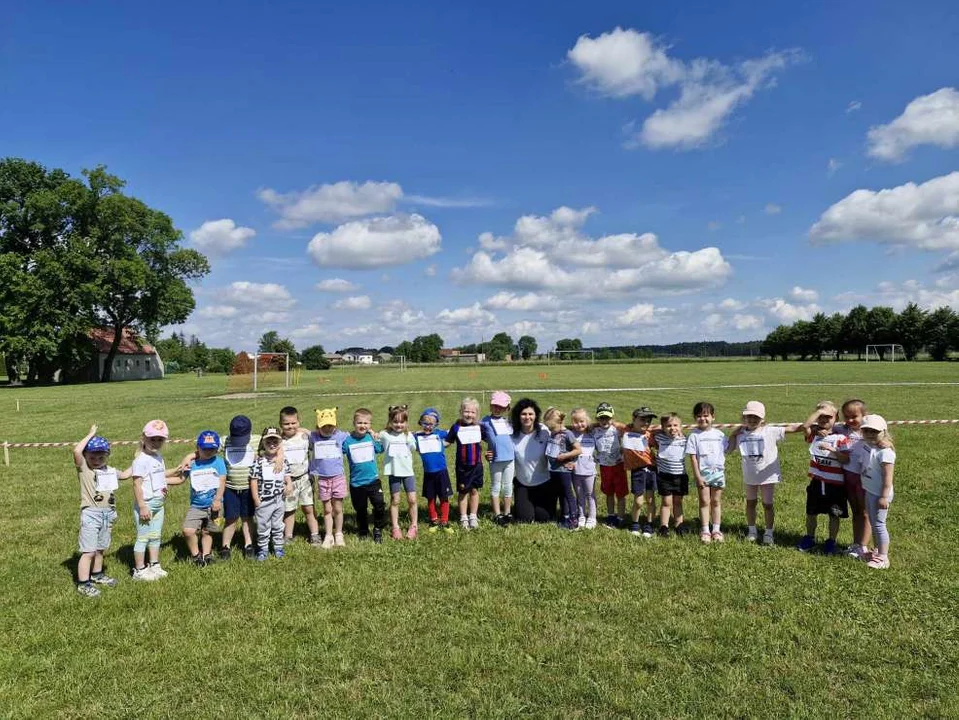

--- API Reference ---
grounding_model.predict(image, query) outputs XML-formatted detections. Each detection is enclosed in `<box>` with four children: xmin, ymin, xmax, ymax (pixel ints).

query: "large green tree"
<box><xmin>300</xmin><ymin>344</ymin><xmax>331</xmax><ymax>370</ymax></box>
<box><xmin>923</xmin><ymin>307</ymin><xmax>955</xmax><ymax>361</ymax></box>
<box><xmin>894</xmin><ymin>302</ymin><xmax>928</xmax><ymax>360</ymax></box>
<box><xmin>517</xmin><ymin>335</ymin><xmax>537</xmax><ymax>360</ymax></box>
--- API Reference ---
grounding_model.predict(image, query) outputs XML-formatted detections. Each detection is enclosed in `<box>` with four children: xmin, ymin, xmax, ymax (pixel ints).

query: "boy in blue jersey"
<box><xmin>181</xmin><ymin>430</ymin><xmax>227</xmax><ymax>566</ymax></box>
<box><xmin>342</xmin><ymin>408</ymin><xmax>386</xmax><ymax>542</ymax></box>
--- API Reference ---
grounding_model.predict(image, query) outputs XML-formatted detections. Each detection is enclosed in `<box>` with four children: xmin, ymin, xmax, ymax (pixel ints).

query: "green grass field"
<box><xmin>2</xmin><ymin>361</ymin><xmax>958</xmax><ymax>718</ymax></box>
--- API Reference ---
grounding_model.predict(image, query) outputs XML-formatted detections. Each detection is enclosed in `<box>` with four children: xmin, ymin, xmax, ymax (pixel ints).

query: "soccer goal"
<box><xmin>253</xmin><ymin>352</ymin><xmax>290</xmax><ymax>390</ymax></box>
<box><xmin>547</xmin><ymin>349</ymin><xmax>595</xmax><ymax>364</ymax></box>
<box><xmin>396</xmin><ymin>355</ymin><xmax>408</xmax><ymax>372</ymax></box>
<box><xmin>865</xmin><ymin>344</ymin><xmax>906</xmax><ymax>362</ymax></box>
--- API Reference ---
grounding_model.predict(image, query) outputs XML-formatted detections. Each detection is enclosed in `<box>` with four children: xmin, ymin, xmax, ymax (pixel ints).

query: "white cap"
<box><xmin>741</xmin><ymin>401</ymin><xmax>766</xmax><ymax>419</ymax></box>
<box><xmin>860</xmin><ymin>414</ymin><xmax>887</xmax><ymax>433</ymax></box>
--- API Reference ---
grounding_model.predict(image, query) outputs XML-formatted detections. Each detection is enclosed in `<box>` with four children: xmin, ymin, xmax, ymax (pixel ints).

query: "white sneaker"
<box><xmin>132</xmin><ymin>566</ymin><xmax>157</xmax><ymax>581</ymax></box>
<box><xmin>577</xmin><ymin>516</ymin><xmax>586</xmax><ymax>529</ymax></box>
<box><xmin>321</xmin><ymin>534</ymin><xmax>335</xmax><ymax>550</ymax></box>
<box><xmin>746</xmin><ymin>528</ymin><xmax>758</xmax><ymax>543</ymax></box>
<box><xmin>468</xmin><ymin>515</ymin><xmax>479</xmax><ymax>530</ymax></box>
<box><xmin>762</xmin><ymin>530</ymin><xmax>775</xmax><ymax>546</ymax></box>
<box><xmin>149</xmin><ymin>564</ymin><xmax>168</xmax><ymax>578</ymax></box>
<box><xmin>846</xmin><ymin>543</ymin><xmax>863</xmax><ymax>559</ymax></box>
<box><xmin>584</xmin><ymin>517</ymin><xmax>597</xmax><ymax>529</ymax></box>
<box><xmin>460</xmin><ymin>518</ymin><xmax>470</xmax><ymax>531</ymax></box>
<box><xmin>867</xmin><ymin>554</ymin><xmax>890</xmax><ymax>569</ymax></box>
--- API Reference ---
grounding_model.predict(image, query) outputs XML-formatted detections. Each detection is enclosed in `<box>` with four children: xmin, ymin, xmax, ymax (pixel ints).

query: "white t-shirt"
<box><xmin>132</xmin><ymin>452</ymin><xmax>167</xmax><ymax>501</ymax></box>
<box><xmin>685</xmin><ymin>428</ymin><xmax>727</xmax><ymax>482</ymax></box>
<box><xmin>858</xmin><ymin>445</ymin><xmax>896</xmax><ymax>499</ymax></box>
<box><xmin>833</xmin><ymin>423</ymin><xmax>863</xmax><ymax>472</ymax></box>
<box><xmin>736</xmin><ymin>426</ymin><xmax>786</xmax><ymax>486</ymax></box>
<box><xmin>512</xmin><ymin>426</ymin><xmax>550</xmax><ymax>487</ymax></box>
<box><xmin>592</xmin><ymin>425</ymin><xmax>622</xmax><ymax>466</ymax></box>
<box><xmin>572</xmin><ymin>431</ymin><xmax>596</xmax><ymax>476</ymax></box>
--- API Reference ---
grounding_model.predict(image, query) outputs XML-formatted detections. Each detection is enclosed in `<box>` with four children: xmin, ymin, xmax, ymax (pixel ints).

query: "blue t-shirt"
<box><xmin>481</xmin><ymin>415</ymin><xmax>515</xmax><ymax>462</ymax></box>
<box><xmin>342</xmin><ymin>432</ymin><xmax>383</xmax><ymax>486</ymax></box>
<box><xmin>414</xmin><ymin>429</ymin><xmax>449</xmax><ymax>473</ymax></box>
<box><xmin>188</xmin><ymin>456</ymin><xmax>227</xmax><ymax>508</ymax></box>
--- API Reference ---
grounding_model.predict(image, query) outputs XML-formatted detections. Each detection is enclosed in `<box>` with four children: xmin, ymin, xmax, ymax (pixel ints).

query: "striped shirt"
<box><xmin>654</xmin><ymin>433</ymin><xmax>687</xmax><ymax>475</ymax></box>
<box><xmin>447</xmin><ymin>422</ymin><xmax>483</xmax><ymax>468</ymax></box>
<box><xmin>807</xmin><ymin>433</ymin><xmax>849</xmax><ymax>485</ymax></box>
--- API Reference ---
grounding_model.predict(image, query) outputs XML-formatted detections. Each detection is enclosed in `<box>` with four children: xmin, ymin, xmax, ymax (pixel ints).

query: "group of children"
<box><xmin>72</xmin><ymin>394</ymin><xmax>897</xmax><ymax>597</ymax></box>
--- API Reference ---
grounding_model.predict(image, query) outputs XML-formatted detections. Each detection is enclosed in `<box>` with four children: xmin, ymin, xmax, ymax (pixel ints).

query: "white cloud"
<box><xmin>761</xmin><ymin>298</ymin><xmax>821</xmax><ymax>323</ymax></box>
<box><xmin>614</xmin><ymin>303</ymin><xmax>657</xmax><ymax>327</ymax></box>
<box><xmin>867</xmin><ymin>87</ymin><xmax>959</xmax><ymax>162</ymax></box>
<box><xmin>404</xmin><ymin>194</ymin><xmax>493</xmax><ymax>208</ymax></box>
<box><xmin>568</xmin><ymin>27</ymin><xmax>800</xmax><ymax>150</ymax></box>
<box><xmin>308</xmin><ymin>213</ymin><xmax>442</xmax><ymax>268</ymax></box>
<box><xmin>258</xmin><ymin>181</ymin><xmax>403</xmax><ymax>229</ymax></box>
<box><xmin>809</xmin><ymin>171</ymin><xmax>959</xmax><ymax>251</ymax></box>
<box><xmin>220</xmin><ymin>281</ymin><xmax>296</xmax><ymax>309</ymax></box>
<box><xmin>333</xmin><ymin>295</ymin><xmax>372</xmax><ymax>311</ymax></box>
<box><xmin>289</xmin><ymin>323</ymin><xmax>326</xmax><ymax>342</ymax></box>
<box><xmin>719</xmin><ymin>297</ymin><xmax>746</xmax><ymax>311</ymax></box>
<box><xmin>581</xmin><ymin>321</ymin><xmax>601</xmax><ymax>335</ymax></box>
<box><xmin>732</xmin><ymin>313</ymin><xmax>763</xmax><ymax>331</ymax></box>
<box><xmin>847</xmin><ymin>100</ymin><xmax>862</xmax><ymax>114</ymax></box>
<box><xmin>452</xmin><ymin>206</ymin><xmax>731</xmax><ymax>294</ymax></box>
<box><xmin>380</xmin><ymin>300</ymin><xmax>427</xmax><ymax>328</ymax></box>
<box><xmin>507</xmin><ymin>320</ymin><xmax>546</xmax><ymax>338</ymax></box>
<box><xmin>189</xmin><ymin>219</ymin><xmax>256</xmax><ymax>254</ymax></box>
<box><xmin>316</xmin><ymin>278</ymin><xmax>359</xmax><ymax>293</ymax></box>
<box><xmin>341</xmin><ymin>324</ymin><xmax>377</xmax><ymax>337</ymax></box>
<box><xmin>828</xmin><ymin>158</ymin><xmax>842</xmax><ymax>175</ymax></box>
<box><xmin>872</xmin><ymin>277</ymin><xmax>959</xmax><ymax>311</ymax></box>
<box><xmin>423</xmin><ymin>264</ymin><xmax>437</xmax><ymax>277</ymax></box>
<box><xmin>435</xmin><ymin>302</ymin><xmax>496</xmax><ymax>327</ymax></box>
<box><xmin>765</xmin><ymin>203</ymin><xmax>782</xmax><ymax>215</ymax></box>
<box><xmin>484</xmin><ymin>291</ymin><xmax>559</xmax><ymax>311</ymax></box>
<box><xmin>789</xmin><ymin>286</ymin><xmax>819</xmax><ymax>302</ymax></box>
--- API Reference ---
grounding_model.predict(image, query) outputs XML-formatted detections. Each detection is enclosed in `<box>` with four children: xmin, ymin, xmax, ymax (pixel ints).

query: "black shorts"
<box><xmin>630</xmin><ymin>467</ymin><xmax>657</xmax><ymax>496</ymax></box>
<box><xmin>423</xmin><ymin>469</ymin><xmax>453</xmax><ymax>500</ymax></box>
<box><xmin>805</xmin><ymin>480</ymin><xmax>849</xmax><ymax>518</ymax></box>
<box><xmin>223</xmin><ymin>487</ymin><xmax>254</xmax><ymax>521</ymax></box>
<box><xmin>455</xmin><ymin>463</ymin><xmax>484</xmax><ymax>493</ymax></box>
<box><xmin>657</xmin><ymin>472</ymin><xmax>689</xmax><ymax>497</ymax></box>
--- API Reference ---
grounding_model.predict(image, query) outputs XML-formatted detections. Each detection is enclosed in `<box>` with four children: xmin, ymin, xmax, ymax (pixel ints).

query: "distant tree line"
<box><xmin>760</xmin><ymin>303</ymin><xmax>959</xmax><ymax>361</ymax></box>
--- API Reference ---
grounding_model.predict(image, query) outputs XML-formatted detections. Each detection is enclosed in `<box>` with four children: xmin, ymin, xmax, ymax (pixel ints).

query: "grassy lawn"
<box><xmin>1</xmin><ymin>361</ymin><xmax>958</xmax><ymax>718</ymax></box>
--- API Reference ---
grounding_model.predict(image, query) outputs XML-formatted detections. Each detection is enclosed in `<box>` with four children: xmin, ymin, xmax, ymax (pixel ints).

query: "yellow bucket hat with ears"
<box><xmin>315</xmin><ymin>407</ymin><xmax>338</xmax><ymax>428</ymax></box>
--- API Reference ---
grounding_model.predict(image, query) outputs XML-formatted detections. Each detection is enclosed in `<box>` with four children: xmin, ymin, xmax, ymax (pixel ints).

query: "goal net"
<box><xmin>865</xmin><ymin>344</ymin><xmax>905</xmax><ymax>362</ymax></box>
<box><xmin>226</xmin><ymin>352</ymin><xmax>290</xmax><ymax>392</ymax></box>
<box><xmin>547</xmin><ymin>349</ymin><xmax>595</xmax><ymax>364</ymax></box>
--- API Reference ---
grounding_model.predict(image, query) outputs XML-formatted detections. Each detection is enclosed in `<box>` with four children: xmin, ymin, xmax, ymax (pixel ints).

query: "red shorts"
<box><xmin>844</xmin><ymin>470</ymin><xmax>863</xmax><ymax>499</ymax></box>
<box><xmin>599</xmin><ymin>464</ymin><xmax>628</xmax><ymax>498</ymax></box>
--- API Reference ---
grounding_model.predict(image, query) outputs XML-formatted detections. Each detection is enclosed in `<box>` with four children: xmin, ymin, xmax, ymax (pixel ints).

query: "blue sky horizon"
<box><xmin>4</xmin><ymin>1</ymin><xmax>959</xmax><ymax>352</ymax></box>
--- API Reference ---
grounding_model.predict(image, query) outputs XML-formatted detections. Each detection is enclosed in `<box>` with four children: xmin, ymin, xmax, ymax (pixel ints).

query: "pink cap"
<box><xmin>741</xmin><ymin>401</ymin><xmax>766</xmax><ymax>419</ymax></box>
<box><xmin>490</xmin><ymin>391</ymin><xmax>511</xmax><ymax>408</ymax></box>
<box><xmin>143</xmin><ymin>419</ymin><xmax>169</xmax><ymax>438</ymax></box>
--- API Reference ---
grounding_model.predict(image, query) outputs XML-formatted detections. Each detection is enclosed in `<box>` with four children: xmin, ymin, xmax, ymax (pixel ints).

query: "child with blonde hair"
<box><xmin>380</xmin><ymin>405</ymin><xmax>419</xmax><ymax>540</ymax></box>
<box><xmin>73</xmin><ymin>425</ymin><xmax>131</xmax><ymax>596</ymax></box>
<box><xmin>856</xmin><ymin>415</ymin><xmax>896</xmax><ymax>569</ymax></box>
<box><xmin>447</xmin><ymin>397</ymin><xmax>484</xmax><ymax>530</ymax></box>
<box><xmin>543</xmin><ymin>407</ymin><xmax>581</xmax><ymax>530</ymax></box>
<box><xmin>343</xmin><ymin>408</ymin><xmax>387</xmax><ymax>542</ymax></box>
<box><xmin>131</xmin><ymin>420</ymin><xmax>185</xmax><ymax>580</ymax></box>
<box><xmin>834</xmin><ymin>399</ymin><xmax>871</xmax><ymax>559</ymax></box>
<box><xmin>728</xmin><ymin>401</ymin><xmax>804</xmax><ymax>545</ymax></box>
<box><xmin>482</xmin><ymin>391</ymin><xmax>515</xmax><ymax>525</ymax></box>
<box><xmin>310</xmin><ymin>407</ymin><xmax>350</xmax><ymax>548</ymax></box>
<box><xmin>653</xmin><ymin>412</ymin><xmax>689</xmax><ymax>536</ymax></box>
<box><xmin>279</xmin><ymin>406</ymin><xmax>320</xmax><ymax>546</ymax></box>
<box><xmin>797</xmin><ymin>401</ymin><xmax>852</xmax><ymax>554</ymax></box>
<box><xmin>569</xmin><ymin>408</ymin><xmax>597</xmax><ymax>529</ymax></box>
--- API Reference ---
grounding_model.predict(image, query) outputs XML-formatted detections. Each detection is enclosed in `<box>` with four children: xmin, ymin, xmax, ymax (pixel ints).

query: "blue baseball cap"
<box><xmin>229</xmin><ymin>415</ymin><xmax>252</xmax><ymax>446</ymax></box>
<box><xmin>197</xmin><ymin>430</ymin><xmax>221</xmax><ymax>450</ymax></box>
<box><xmin>420</xmin><ymin>407</ymin><xmax>440</xmax><ymax>424</ymax></box>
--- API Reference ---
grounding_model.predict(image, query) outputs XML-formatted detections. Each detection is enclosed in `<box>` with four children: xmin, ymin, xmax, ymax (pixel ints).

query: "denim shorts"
<box><xmin>630</xmin><ymin>467</ymin><xmax>657</xmax><ymax>496</ymax></box>
<box><xmin>79</xmin><ymin>507</ymin><xmax>117</xmax><ymax>553</ymax></box>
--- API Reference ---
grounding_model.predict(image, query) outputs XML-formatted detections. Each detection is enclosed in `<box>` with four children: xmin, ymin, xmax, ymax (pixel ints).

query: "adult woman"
<box><xmin>510</xmin><ymin>398</ymin><xmax>557</xmax><ymax>523</ymax></box>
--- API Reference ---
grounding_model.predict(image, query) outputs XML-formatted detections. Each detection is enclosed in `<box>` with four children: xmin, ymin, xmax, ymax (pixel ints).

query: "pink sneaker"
<box><xmin>391</xmin><ymin>526</ymin><xmax>403</xmax><ymax>541</ymax></box>
<box><xmin>711</xmin><ymin>531</ymin><xmax>725</xmax><ymax>543</ymax></box>
<box><xmin>867</xmin><ymin>554</ymin><xmax>889</xmax><ymax>569</ymax></box>
<box><xmin>406</xmin><ymin>524</ymin><xmax>418</xmax><ymax>540</ymax></box>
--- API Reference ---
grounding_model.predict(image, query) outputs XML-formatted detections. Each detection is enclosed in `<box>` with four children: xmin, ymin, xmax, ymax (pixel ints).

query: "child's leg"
<box><xmin>606</xmin><ymin>492</ymin><xmax>616</xmax><ymax>517</ymax></box>
<box><xmin>860</xmin><ymin>492</ymin><xmax>873</xmax><ymax>549</ymax></box>
<box><xmin>271</xmin><ymin>499</ymin><xmax>286</xmax><ymax>551</ymax></box>
<box><xmin>147</xmin><ymin>506</ymin><xmax>164</xmax><ymax>565</ymax></box>
<box><xmin>427</xmin><ymin>496</ymin><xmax>439</xmax><ymax>522</ymax></box>
<box><xmin>440</xmin><ymin>496</ymin><xmax>451</xmax><ymax>524</ymax></box>
<box><xmin>78</xmin><ymin>552</ymin><xmax>95</xmax><ymax>583</ymax></box>
<box><xmin>240</xmin><ymin>517</ymin><xmax>254</xmax><ymax>547</ymax></box>
<box><xmin>502</xmin><ymin>461</ymin><xmax>515</xmax><ymax>515</ymax></box>
<box><xmin>458</xmin><ymin>492</ymin><xmax>469</xmax><ymax>522</ymax></box>
<box><xmin>587</xmin><ymin>478</ymin><xmax>596</xmax><ymax>521</ymax></box>
<box><xmin>390</xmin><ymin>490</ymin><xmax>401</xmax><ymax>530</ymax></box>
<box><xmin>283</xmin><ymin>510</ymin><xmax>296</xmax><ymax>541</ymax></box>
<box><xmin>698</xmin><ymin>485</ymin><xmax>710</xmax><ymax>531</ymax></box>
<box><xmin>744</xmin><ymin>484</ymin><xmax>759</xmax><ymax>528</ymax></box>
<box><xmin>222</xmin><ymin>519</ymin><xmax>237</xmax><ymax>550</ymax></box>
<box><xmin>133</xmin><ymin>507</ymin><xmax>150</xmax><ymax>569</ymax></box>
<box><xmin>323</xmin><ymin>499</ymin><xmax>334</xmax><ymax>536</ymax></box>
<box><xmin>302</xmin><ymin>504</ymin><xmax>319</xmax><ymax>537</ymax></box>
<box><xmin>407</xmin><ymin>491</ymin><xmax>419</xmax><ymax>527</ymax></box>
<box><xmin>184</xmin><ymin>527</ymin><xmax>200</xmax><ymax>557</ymax></box>
<box><xmin>828</xmin><ymin>514</ymin><xmax>840</xmax><ymax>542</ymax></box>
<box><xmin>645</xmin><ymin>490</ymin><xmax>656</xmax><ymax>524</ymax></box>
<box><xmin>350</xmin><ymin>486</ymin><xmax>370</xmax><ymax>535</ymax></box>
<box><xmin>631</xmin><ymin>493</ymin><xmax>643</xmax><ymax>523</ymax></box>
<box><xmin>333</xmin><ymin>499</ymin><xmax>344</xmax><ymax>534</ymax></box>
<box><xmin>866</xmin><ymin>493</ymin><xmax>890</xmax><ymax>557</ymax></box>
<box><xmin>659</xmin><ymin>494</ymin><xmax>673</xmax><ymax>527</ymax></box>
<box><xmin>710</xmin><ymin>488</ymin><xmax>723</xmax><ymax>531</ymax></box>
<box><xmin>573</xmin><ymin>475</ymin><xmax>587</xmax><ymax>519</ymax></box>
<box><xmin>200</xmin><ymin>529</ymin><xmax>213</xmax><ymax>557</ymax></box>
<box><xmin>490</xmin><ymin>462</ymin><xmax>503</xmax><ymax>516</ymax></box>
<box><xmin>370</xmin><ymin>485</ymin><xmax>387</xmax><ymax>530</ymax></box>
<box><xmin>254</xmin><ymin>500</ymin><xmax>272</xmax><ymax>553</ymax></box>
<box><xmin>805</xmin><ymin>515</ymin><xmax>818</xmax><ymax>538</ymax></box>
<box><xmin>761</xmin><ymin>485</ymin><xmax>776</xmax><ymax>530</ymax></box>
<box><xmin>673</xmin><ymin>493</ymin><xmax>685</xmax><ymax>527</ymax></box>
<box><xmin>468</xmin><ymin>488</ymin><xmax>480</xmax><ymax>516</ymax></box>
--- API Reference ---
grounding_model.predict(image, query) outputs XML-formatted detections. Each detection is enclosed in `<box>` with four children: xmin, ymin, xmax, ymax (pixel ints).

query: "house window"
<box><xmin>146</xmin><ymin>360</ymin><xmax>151</xmax><ymax>371</ymax></box>
<box><xmin>126</xmin><ymin>359</ymin><xmax>131</xmax><ymax>369</ymax></box>
<box><xmin>136</xmin><ymin>359</ymin><xmax>141</xmax><ymax>367</ymax></box>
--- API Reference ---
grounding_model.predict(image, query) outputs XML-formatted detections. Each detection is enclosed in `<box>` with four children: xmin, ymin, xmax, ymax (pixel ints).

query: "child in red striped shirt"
<box><xmin>446</xmin><ymin>397</ymin><xmax>484</xmax><ymax>530</ymax></box>
<box><xmin>797</xmin><ymin>401</ymin><xmax>851</xmax><ymax>554</ymax></box>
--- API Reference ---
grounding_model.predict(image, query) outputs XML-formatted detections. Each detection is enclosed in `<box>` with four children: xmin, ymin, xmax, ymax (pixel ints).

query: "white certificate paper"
<box><xmin>388</xmin><ymin>442</ymin><xmax>411</xmax><ymax>458</ymax></box>
<box><xmin>492</xmin><ymin>418</ymin><xmax>512</xmax><ymax>435</ymax></box>
<box><xmin>456</xmin><ymin>425</ymin><xmax>481</xmax><ymax>445</ymax></box>
<box><xmin>94</xmin><ymin>469</ymin><xmax>119</xmax><ymax>492</ymax></box>
<box><xmin>622</xmin><ymin>433</ymin><xmax>648</xmax><ymax>452</ymax></box>
<box><xmin>418</xmin><ymin>435</ymin><xmax>442</xmax><ymax>454</ymax></box>
<box><xmin>348</xmin><ymin>442</ymin><xmax>374</xmax><ymax>464</ymax></box>
<box><xmin>190</xmin><ymin>467</ymin><xmax>220</xmax><ymax>492</ymax></box>
<box><xmin>314</xmin><ymin>441</ymin><xmax>341</xmax><ymax>459</ymax></box>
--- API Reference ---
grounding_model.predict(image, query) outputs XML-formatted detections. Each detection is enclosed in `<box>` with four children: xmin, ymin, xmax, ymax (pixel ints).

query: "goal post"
<box><xmin>547</xmin><ymin>349</ymin><xmax>595</xmax><ymax>364</ymax></box>
<box><xmin>865</xmin><ymin>344</ymin><xmax>905</xmax><ymax>362</ymax></box>
<box><xmin>396</xmin><ymin>355</ymin><xmax>407</xmax><ymax>372</ymax></box>
<box><xmin>253</xmin><ymin>352</ymin><xmax>290</xmax><ymax>390</ymax></box>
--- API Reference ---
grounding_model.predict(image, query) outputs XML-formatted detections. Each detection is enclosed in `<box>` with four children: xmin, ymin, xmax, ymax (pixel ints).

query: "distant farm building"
<box><xmin>89</xmin><ymin>328</ymin><xmax>165</xmax><ymax>381</ymax></box>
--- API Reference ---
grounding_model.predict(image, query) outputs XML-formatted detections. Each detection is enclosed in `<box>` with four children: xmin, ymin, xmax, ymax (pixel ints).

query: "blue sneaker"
<box><xmin>796</xmin><ymin>535</ymin><xmax>815</xmax><ymax>552</ymax></box>
<box><xmin>822</xmin><ymin>538</ymin><xmax>838</xmax><ymax>555</ymax></box>
<box><xmin>255</xmin><ymin>551</ymin><xmax>268</xmax><ymax>562</ymax></box>
<box><xmin>629</xmin><ymin>522</ymin><xmax>641</xmax><ymax>536</ymax></box>
<box><xmin>274</xmin><ymin>548</ymin><xmax>286</xmax><ymax>559</ymax></box>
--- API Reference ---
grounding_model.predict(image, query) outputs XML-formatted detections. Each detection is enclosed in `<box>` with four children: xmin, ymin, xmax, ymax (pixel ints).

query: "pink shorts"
<box><xmin>315</xmin><ymin>474</ymin><xmax>347</xmax><ymax>502</ymax></box>
<box><xmin>844</xmin><ymin>470</ymin><xmax>864</xmax><ymax>498</ymax></box>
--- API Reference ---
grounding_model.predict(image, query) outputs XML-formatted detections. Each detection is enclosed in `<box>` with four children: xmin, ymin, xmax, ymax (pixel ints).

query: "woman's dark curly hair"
<box><xmin>511</xmin><ymin>397</ymin><xmax>541</xmax><ymax>437</ymax></box>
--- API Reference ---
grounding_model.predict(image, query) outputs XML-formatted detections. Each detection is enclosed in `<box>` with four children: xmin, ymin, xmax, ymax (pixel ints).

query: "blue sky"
<box><xmin>4</xmin><ymin>1</ymin><xmax>959</xmax><ymax>351</ymax></box>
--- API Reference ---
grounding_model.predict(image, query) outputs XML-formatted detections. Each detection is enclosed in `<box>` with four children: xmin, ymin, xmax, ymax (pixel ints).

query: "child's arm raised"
<box><xmin>73</xmin><ymin>425</ymin><xmax>98</xmax><ymax>468</ymax></box>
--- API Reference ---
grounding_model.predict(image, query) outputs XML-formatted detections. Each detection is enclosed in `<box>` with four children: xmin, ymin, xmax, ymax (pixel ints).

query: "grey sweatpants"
<box><xmin>255</xmin><ymin>495</ymin><xmax>285</xmax><ymax>554</ymax></box>
<box><xmin>866</xmin><ymin>491</ymin><xmax>891</xmax><ymax>549</ymax></box>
